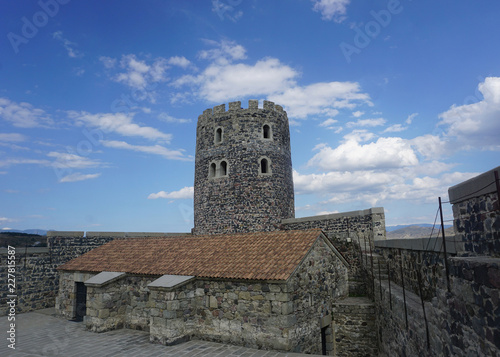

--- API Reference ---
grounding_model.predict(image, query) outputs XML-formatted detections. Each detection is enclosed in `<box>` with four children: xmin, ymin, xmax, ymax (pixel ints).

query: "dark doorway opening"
<box><xmin>75</xmin><ymin>282</ymin><xmax>87</xmax><ymax>322</ymax></box>
<box><xmin>321</xmin><ymin>326</ymin><xmax>328</xmax><ymax>355</ymax></box>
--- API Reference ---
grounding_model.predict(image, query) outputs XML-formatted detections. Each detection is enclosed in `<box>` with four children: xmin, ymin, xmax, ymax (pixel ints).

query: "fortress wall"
<box><xmin>373</xmin><ymin>166</ymin><xmax>500</xmax><ymax>356</ymax></box>
<box><xmin>1</xmin><ymin>231</ymin><xmax>188</xmax><ymax>315</ymax></box>
<box><xmin>282</xmin><ymin>207</ymin><xmax>385</xmax><ymax>296</ymax></box>
<box><xmin>449</xmin><ymin>166</ymin><xmax>500</xmax><ymax>257</ymax></box>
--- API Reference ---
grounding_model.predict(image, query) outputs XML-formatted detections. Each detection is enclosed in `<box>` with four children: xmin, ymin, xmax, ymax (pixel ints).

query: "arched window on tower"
<box><xmin>209</xmin><ymin>162</ymin><xmax>216</xmax><ymax>178</ymax></box>
<box><xmin>262</xmin><ymin>124</ymin><xmax>271</xmax><ymax>139</ymax></box>
<box><xmin>215</xmin><ymin>127</ymin><xmax>223</xmax><ymax>144</ymax></box>
<box><xmin>220</xmin><ymin>161</ymin><xmax>228</xmax><ymax>176</ymax></box>
<box><xmin>260</xmin><ymin>158</ymin><xmax>269</xmax><ymax>174</ymax></box>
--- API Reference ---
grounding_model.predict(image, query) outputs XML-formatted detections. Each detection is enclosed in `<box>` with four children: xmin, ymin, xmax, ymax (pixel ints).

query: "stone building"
<box><xmin>57</xmin><ymin>229</ymin><xmax>349</xmax><ymax>354</ymax></box>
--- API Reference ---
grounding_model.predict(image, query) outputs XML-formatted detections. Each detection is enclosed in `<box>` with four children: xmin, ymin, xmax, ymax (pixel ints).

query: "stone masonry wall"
<box><xmin>77</xmin><ymin>236</ymin><xmax>348</xmax><ymax>353</ymax></box>
<box><xmin>374</xmin><ymin>255</ymin><xmax>500</xmax><ymax>356</ymax></box>
<box><xmin>193</xmin><ymin>100</ymin><xmax>295</xmax><ymax>235</ymax></box>
<box><xmin>2</xmin><ymin>231</ymin><xmax>183</xmax><ymax>316</ymax></box>
<box><xmin>332</xmin><ymin>297</ymin><xmax>377</xmax><ymax>357</ymax></box>
<box><xmin>85</xmin><ymin>275</ymin><xmax>155</xmax><ymax>332</ymax></box>
<box><xmin>282</xmin><ymin>207</ymin><xmax>385</xmax><ymax>296</ymax></box>
<box><xmin>449</xmin><ymin>166</ymin><xmax>500</xmax><ymax>257</ymax></box>
<box><xmin>0</xmin><ymin>231</ymin><xmax>113</xmax><ymax>316</ymax></box>
<box><xmin>374</xmin><ymin>167</ymin><xmax>500</xmax><ymax>356</ymax></box>
<box><xmin>150</xmin><ymin>236</ymin><xmax>348</xmax><ymax>353</ymax></box>
<box><xmin>285</xmin><ymin>237</ymin><xmax>349</xmax><ymax>354</ymax></box>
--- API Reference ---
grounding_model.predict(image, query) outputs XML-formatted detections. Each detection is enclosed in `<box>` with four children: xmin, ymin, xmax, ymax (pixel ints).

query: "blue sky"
<box><xmin>0</xmin><ymin>0</ymin><xmax>499</xmax><ymax>233</ymax></box>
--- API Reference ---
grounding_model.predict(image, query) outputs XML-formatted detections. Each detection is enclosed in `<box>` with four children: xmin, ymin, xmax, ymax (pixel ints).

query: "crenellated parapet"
<box><xmin>197</xmin><ymin>100</ymin><xmax>287</xmax><ymax>126</ymax></box>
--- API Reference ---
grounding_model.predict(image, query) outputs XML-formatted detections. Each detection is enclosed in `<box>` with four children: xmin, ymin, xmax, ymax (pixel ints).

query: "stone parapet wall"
<box><xmin>2</xmin><ymin>231</ymin><xmax>185</xmax><ymax>316</ymax></box>
<box><xmin>374</xmin><ymin>255</ymin><xmax>500</xmax><ymax>356</ymax></box>
<box><xmin>448</xmin><ymin>166</ymin><xmax>500</xmax><ymax>257</ymax></box>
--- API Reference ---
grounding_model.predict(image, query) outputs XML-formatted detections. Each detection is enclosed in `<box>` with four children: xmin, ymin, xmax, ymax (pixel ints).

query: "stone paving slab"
<box><xmin>0</xmin><ymin>309</ymin><xmax>323</xmax><ymax>357</ymax></box>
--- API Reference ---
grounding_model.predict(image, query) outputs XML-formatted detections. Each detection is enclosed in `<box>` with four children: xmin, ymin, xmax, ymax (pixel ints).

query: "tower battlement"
<box><xmin>198</xmin><ymin>100</ymin><xmax>286</xmax><ymax>125</ymax></box>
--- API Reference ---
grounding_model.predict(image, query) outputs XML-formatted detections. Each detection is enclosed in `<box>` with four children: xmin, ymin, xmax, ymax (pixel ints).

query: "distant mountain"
<box><xmin>1</xmin><ymin>228</ymin><xmax>48</xmax><ymax>235</ymax></box>
<box><xmin>0</xmin><ymin>231</ymin><xmax>47</xmax><ymax>248</ymax></box>
<box><xmin>386</xmin><ymin>225</ymin><xmax>455</xmax><ymax>239</ymax></box>
<box><xmin>386</xmin><ymin>223</ymin><xmax>452</xmax><ymax>232</ymax></box>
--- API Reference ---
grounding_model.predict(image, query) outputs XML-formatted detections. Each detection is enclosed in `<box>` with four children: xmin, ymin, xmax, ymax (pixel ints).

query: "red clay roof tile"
<box><xmin>57</xmin><ymin>229</ymin><xmax>323</xmax><ymax>281</ymax></box>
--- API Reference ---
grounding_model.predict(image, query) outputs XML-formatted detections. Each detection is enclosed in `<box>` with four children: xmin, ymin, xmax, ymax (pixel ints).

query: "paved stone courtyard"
<box><xmin>0</xmin><ymin>309</ymin><xmax>323</xmax><ymax>357</ymax></box>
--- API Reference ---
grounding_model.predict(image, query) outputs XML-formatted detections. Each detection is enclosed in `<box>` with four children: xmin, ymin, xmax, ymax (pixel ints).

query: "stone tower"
<box><xmin>193</xmin><ymin>100</ymin><xmax>295</xmax><ymax>235</ymax></box>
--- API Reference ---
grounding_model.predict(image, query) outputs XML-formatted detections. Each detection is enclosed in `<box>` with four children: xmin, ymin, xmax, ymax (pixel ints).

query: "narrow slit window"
<box><xmin>209</xmin><ymin>163</ymin><xmax>216</xmax><ymax>178</ymax></box>
<box><xmin>215</xmin><ymin>128</ymin><xmax>223</xmax><ymax>143</ymax></box>
<box><xmin>220</xmin><ymin>161</ymin><xmax>228</xmax><ymax>176</ymax></box>
<box><xmin>263</xmin><ymin>125</ymin><xmax>271</xmax><ymax>139</ymax></box>
<box><xmin>260</xmin><ymin>158</ymin><xmax>268</xmax><ymax>174</ymax></box>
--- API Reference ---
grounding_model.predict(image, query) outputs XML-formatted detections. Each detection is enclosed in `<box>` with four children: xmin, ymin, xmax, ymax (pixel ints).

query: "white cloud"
<box><xmin>114</xmin><ymin>54</ymin><xmax>169</xmax><ymax>90</ymax></box>
<box><xmin>319</xmin><ymin>118</ymin><xmax>338</xmax><ymax>127</ymax></box>
<box><xmin>158</xmin><ymin>113</ymin><xmax>191</xmax><ymax>124</ymax></box>
<box><xmin>53</xmin><ymin>31</ymin><xmax>83</xmax><ymax>58</ymax></box>
<box><xmin>352</xmin><ymin>111</ymin><xmax>364</xmax><ymax>117</ymax></box>
<box><xmin>406</xmin><ymin>112</ymin><xmax>418</xmax><ymax>125</ymax></box>
<box><xmin>198</xmin><ymin>39</ymin><xmax>247</xmax><ymax>63</ymax></box>
<box><xmin>0</xmin><ymin>158</ymin><xmax>51</xmax><ymax>168</ymax></box>
<box><xmin>308</xmin><ymin>134</ymin><xmax>418</xmax><ymax>171</ymax></box>
<box><xmin>0</xmin><ymin>98</ymin><xmax>53</xmax><ymax>128</ymax></box>
<box><xmin>69</xmin><ymin>111</ymin><xmax>172</xmax><ymax>142</ymax></box>
<box><xmin>148</xmin><ymin>186</ymin><xmax>194</xmax><ymax>199</ymax></box>
<box><xmin>269</xmin><ymin>81</ymin><xmax>372</xmax><ymax>119</ymax></box>
<box><xmin>177</xmin><ymin>57</ymin><xmax>297</xmax><ymax>103</ymax></box>
<box><xmin>48</xmin><ymin>152</ymin><xmax>103</xmax><ymax>169</ymax></box>
<box><xmin>59</xmin><ymin>172</ymin><xmax>101</xmax><ymax>183</ymax></box>
<box><xmin>346</xmin><ymin>118</ymin><xmax>386</xmax><ymax>128</ymax></box>
<box><xmin>384</xmin><ymin>113</ymin><xmax>418</xmax><ymax>133</ymax></box>
<box><xmin>99</xmin><ymin>56</ymin><xmax>117</xmax><ymax>68</ymax></box>
<box><xmin>212</xmin><ymin>0</ymin><xmax>243</xmax><ymax>22</ymax></box>
<box><xmin>410</xmin><ymin>134</ymin><xmax>449</xmax><ymax>159</ymax></box>
<box><xmin>101</xmin><ymin>140</ymin><xmax>193</xmax><ymax>161</ymax></box>
<box><xmin>0</xmin><ymin>217</ymin><xmax>15</xmax><ymax>223</ymax></box>
<box><xmin>311</xmin><ymin>0</ymin><xmax>350</xmax><ymax>22</ymax></box>
<box><xmin>168</xmin><ymin>56</ymin><xmax>191</xmax><ymax>68</ymax></box>
<box><xmin>0</xmin><ymin>133</ymin><xmax>27</xmax><ymax>142</ymax></box>
<box><xmin>439</xmin><ymin>77</ymin><xmax>500</xmax><ymax>150</ymax></box>
<box><xmin>173</xmin><ymin>41</ymin><xmax>371</xmax><ymax>118</ymax></box>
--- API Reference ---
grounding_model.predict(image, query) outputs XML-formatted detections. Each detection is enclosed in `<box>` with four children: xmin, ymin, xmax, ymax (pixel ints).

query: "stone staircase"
<box><xmin>331</xmin><ymin>236</ymin><xmax>387</xmax><ymax>356</ymax></box>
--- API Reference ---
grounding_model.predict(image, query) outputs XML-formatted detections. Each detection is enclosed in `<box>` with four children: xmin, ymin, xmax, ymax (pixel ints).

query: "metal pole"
<box><xmin>495</xmin><ymin>170</ymin><xmax>500</xmax><ymax>201</ymax></box>
<box><xmin>399</xmin><ymin>249</ymin><xmax>408</xmax><ymax>330</ymax></box>
<box><xmin>369</xmin><ymin>241</ymin><xmax>375</xmax><ymax>298</ymax></box>
<box><xmin>416</xmin><ymin>266</ymin><xmax>431</xmax><ymax>350</ymax></box>
<box><xmin>439</xmin><ymin>197</ymin><xmax>451</xmax><ymax>292</ymax></box>
<box><xmin>378</xmin><ymin>256</ymin><xmax>383</xmax><ymax>301</ymax></box>
<box><xmin>387</xmin><ymin>261</ymin><xmax>392</xmax><ymax>310</ymax></box>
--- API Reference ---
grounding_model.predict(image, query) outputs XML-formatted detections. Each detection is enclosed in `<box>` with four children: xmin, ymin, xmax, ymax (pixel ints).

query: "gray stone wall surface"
<box><xmin>2</xmin><ymin>232</ymin><xmax>175</xmax><ymax>316</ymax></box>
<box><xmin>332</xmin><ymin>297</ymin><xmax>377</xmax><ymax>357</ymax></box>
<box><xmin>85</xmin><ymin>275</ymin><xmax>155</xmax><ymax>332</ymax></box>
<box><xmin>286</xmin><ymin>237</ymin><xmax>349</xmax><ymax>354</ymax></box>
<box><xmin>282</xmin><ymin>208</ymin><xmax>385</xmax><ymax>296</ymax></box>
<box><xmin>374</xmin><ymin>256</ymin><xmax>500</xmax><ymax>357</ymax></box>
<box><xmin>193</xmin><ymin>100</ymin><xmax>295</xmax><ymax>235</ymax></box>
<box><xmin>0</xmin><ymin>234</ymin><xmax>113</xmax><ymax>316</ymax></box>
<box><xmin>449</xmin><ymin>171</ymin><xmax>500</xmax><ymax>257</ymax></box>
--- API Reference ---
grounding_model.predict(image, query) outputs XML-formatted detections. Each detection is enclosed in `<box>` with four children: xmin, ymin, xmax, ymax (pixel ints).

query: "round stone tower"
<box><xmin>193</xmin><ymin>100</ymin><xmax>295</xmax><ymax>235</ymax></box>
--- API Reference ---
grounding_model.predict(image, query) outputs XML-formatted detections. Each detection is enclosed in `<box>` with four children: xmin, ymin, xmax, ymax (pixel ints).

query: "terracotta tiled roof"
<box><xmin>57</xmin><ymin>229</ymin><xmax>324</xmax><ymax>281</ymax></box>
